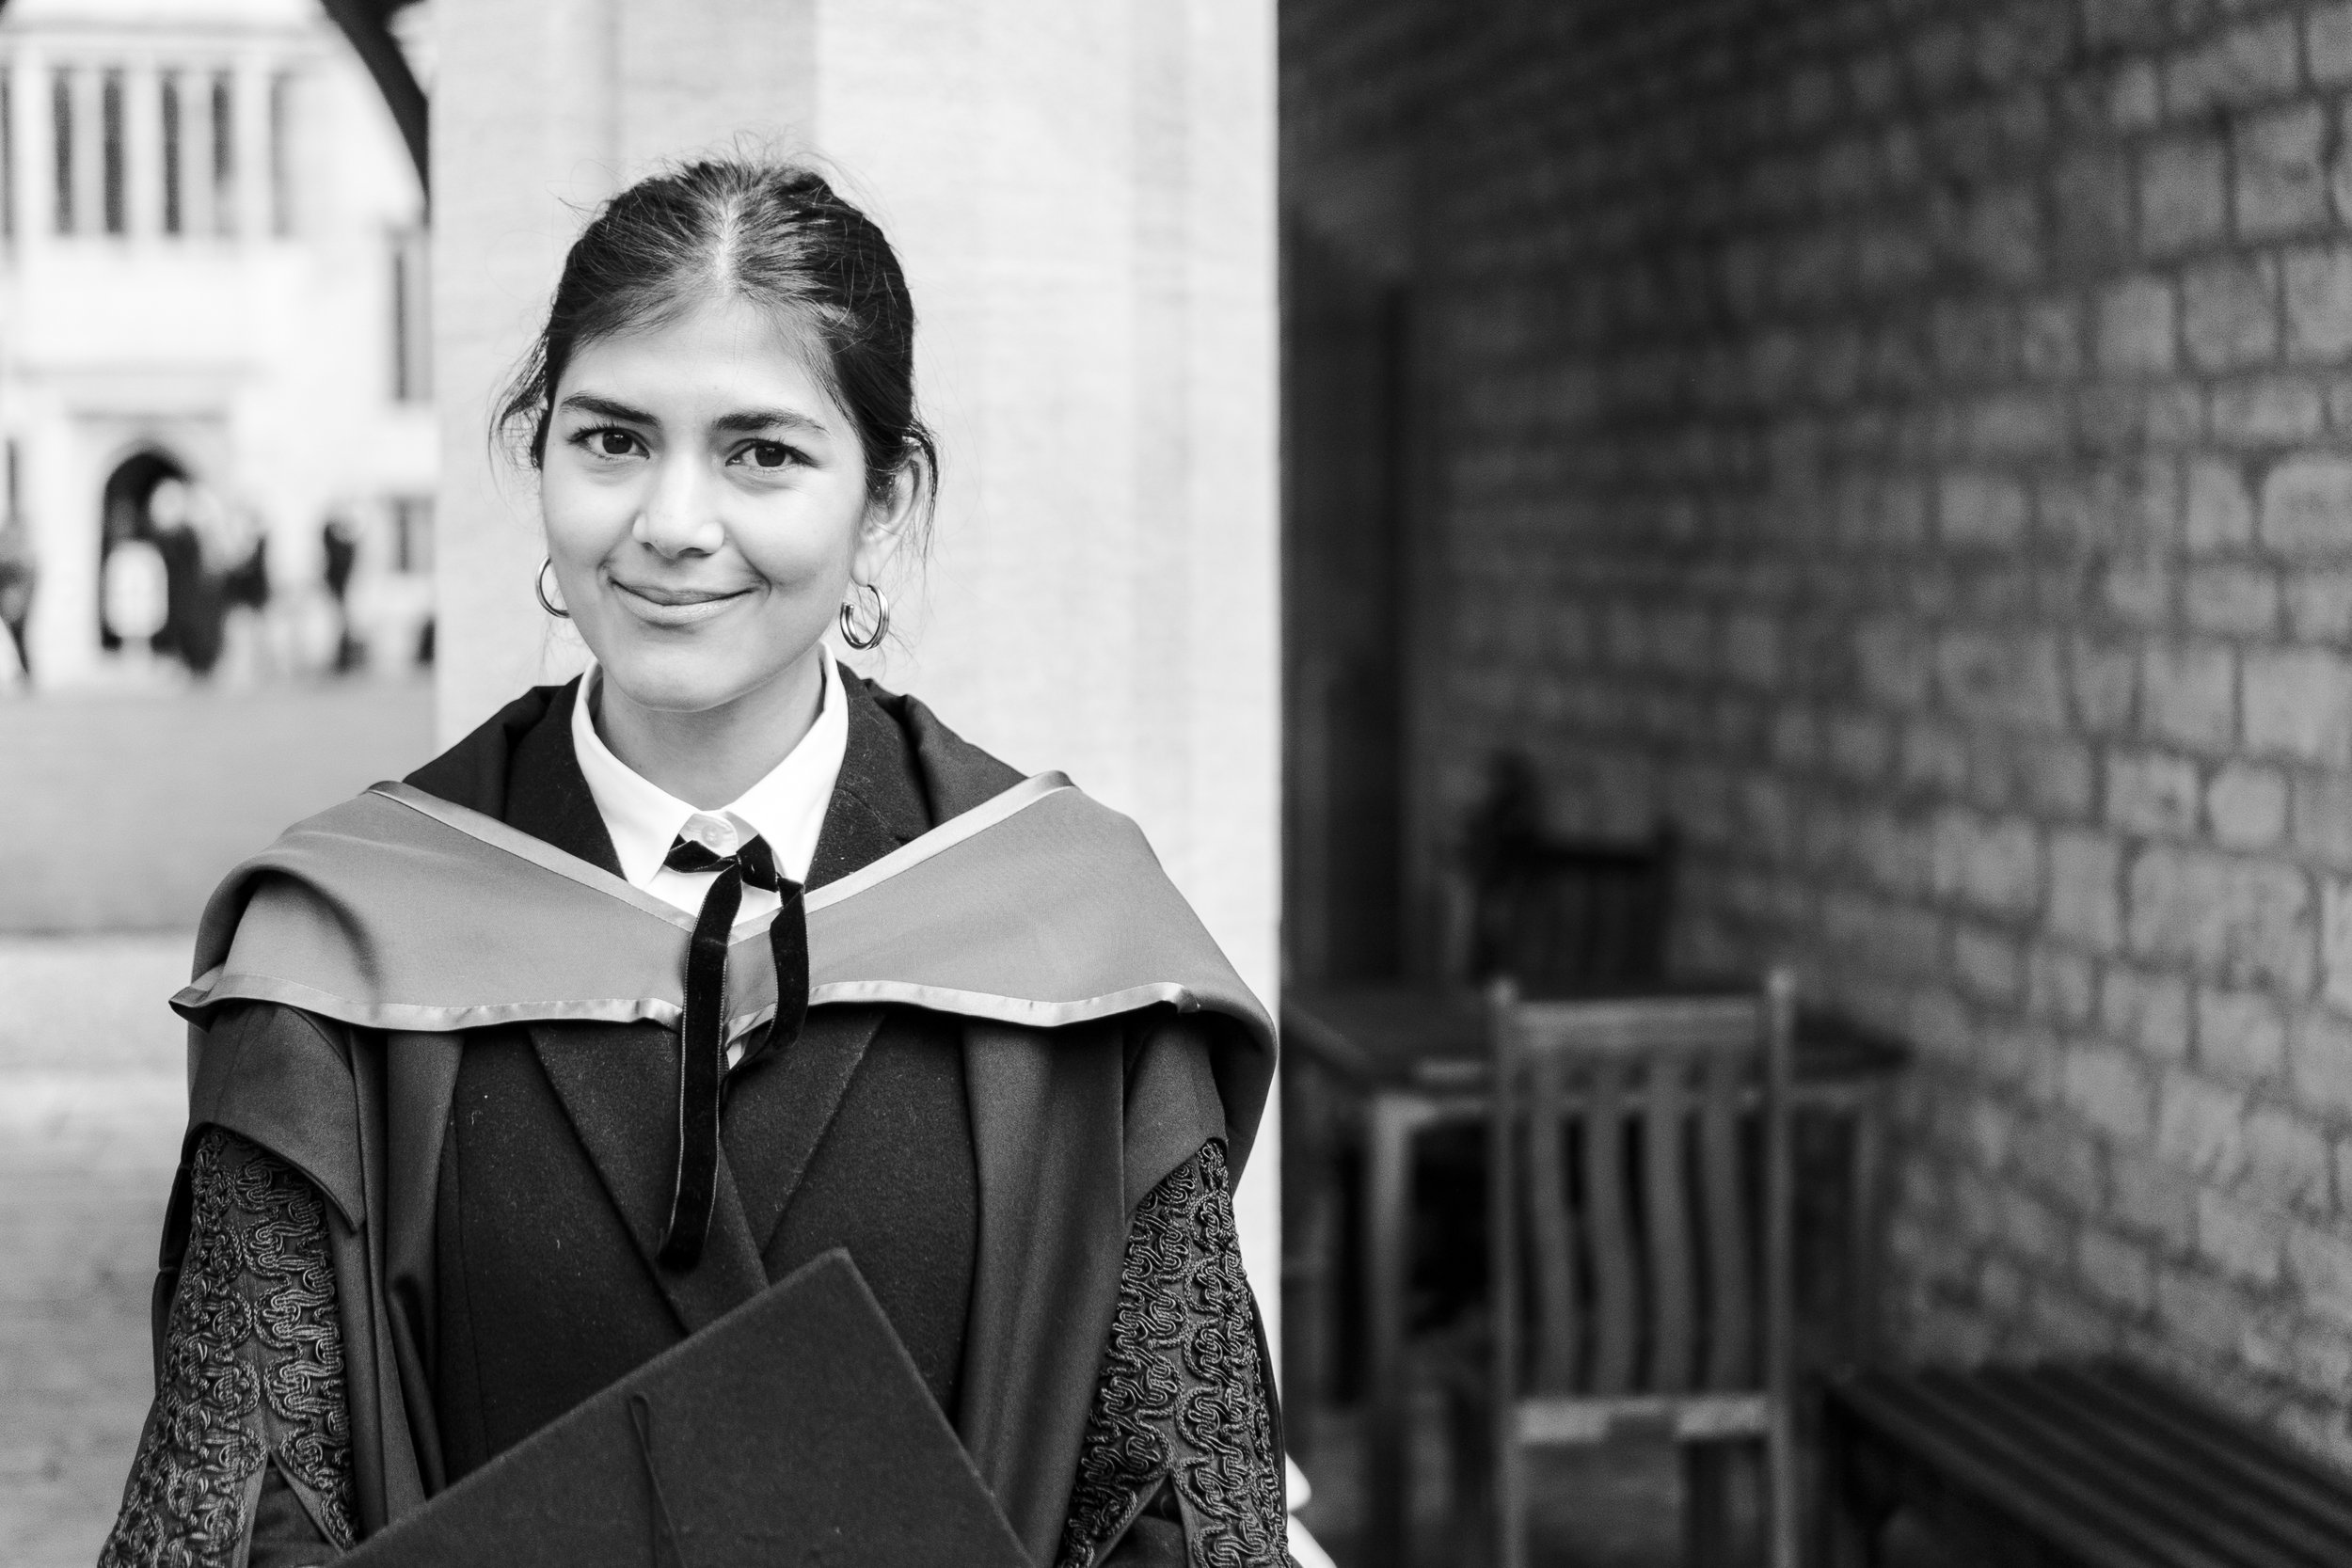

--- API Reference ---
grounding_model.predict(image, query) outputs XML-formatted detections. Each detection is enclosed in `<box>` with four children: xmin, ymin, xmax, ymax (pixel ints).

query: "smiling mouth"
<box><xmin>609</xmin><ymin>578</ymin><xmax>756</xmax><ymax>626</ymax></box>
<box><xmin>612</xmin><ymin>581</ymin><xmax>752</xmax><ymax>608</ymax></box>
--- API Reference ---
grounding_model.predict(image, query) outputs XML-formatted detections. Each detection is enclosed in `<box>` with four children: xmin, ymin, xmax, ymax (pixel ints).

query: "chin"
<box><xmin>597</xmin><ymin>644</ymin><xmax>769</xmax><ymax>717</ymax></box>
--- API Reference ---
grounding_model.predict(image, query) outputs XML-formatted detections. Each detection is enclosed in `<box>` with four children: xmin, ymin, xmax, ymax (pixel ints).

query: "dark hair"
<box><xmin>495</xmin><ymin>158</ymin><xmax>937</xmax><ymax>539</ymax></box>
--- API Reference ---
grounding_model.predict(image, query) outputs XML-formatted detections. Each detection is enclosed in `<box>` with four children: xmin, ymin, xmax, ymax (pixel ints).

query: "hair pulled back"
<box><xmin>496</xmin><ymin>158</ymin><xmax>937</xmax><ymax>541</ymax></box>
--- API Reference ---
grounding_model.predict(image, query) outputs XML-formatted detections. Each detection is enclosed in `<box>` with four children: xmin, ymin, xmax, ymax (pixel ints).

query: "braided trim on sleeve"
<box><xmin>1171</xmin><ymin>1142</ymin><xmax>1287</xmax><ymax>1568</ymax></box>
<box><xmin>1057</xmin><ymin>1140</ymin><xmax>1288</xmax><ymax>1568</ymax></box>
<box><xmin>100</xmin><ymin>1127</ymin><xmax>356</xmax><ymax>1567</ymax></box>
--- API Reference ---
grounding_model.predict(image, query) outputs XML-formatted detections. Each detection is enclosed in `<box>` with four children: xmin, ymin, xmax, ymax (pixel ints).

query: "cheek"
<box><xmin>539</xmin><ymin>465</ymin><xmax>635</xmax><ymax>562</ymax></box>
<box><xmin>731</xmin><ymin>485</ymin><xmax>868</xmax><ymax>587</ymax></box>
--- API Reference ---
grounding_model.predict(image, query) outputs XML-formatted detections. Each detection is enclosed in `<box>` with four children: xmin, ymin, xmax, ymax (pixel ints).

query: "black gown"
<box><xmin>100</xmin><ymin>673</ymin><xmax>1289</xmax><ymax>1568</ymax></box>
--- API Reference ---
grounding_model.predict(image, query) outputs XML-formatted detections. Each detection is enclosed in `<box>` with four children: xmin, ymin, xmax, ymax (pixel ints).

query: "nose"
<box><xmin>632</xmin><ymin>453</ymin><xmax>726</xmax><ymax>559</ymax></box>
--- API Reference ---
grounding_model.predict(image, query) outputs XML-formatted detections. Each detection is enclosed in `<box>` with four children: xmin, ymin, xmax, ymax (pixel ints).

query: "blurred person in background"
<box><xmin>0</xmin><ymin>511</ymin><xmax>33</xmax><ymax>687</ymax></box>
<box><xmin>321</xmin><ymin>511</ymin><xmax>362</xmax><ymax>672</ymax></box>
<box><xmin>147</xmin><ymin>479</ymin><xmax>227</xmax><ymax>678</ymax></box>
<box><xmin>216</xmin><ymin>518</ymin><xmax>277</xmax><ymax>683</ymax></box>
<box><xmin>102</xmin><ymin>158</ymin><xmax>1290</xmax><ymax>1568</ymax></box>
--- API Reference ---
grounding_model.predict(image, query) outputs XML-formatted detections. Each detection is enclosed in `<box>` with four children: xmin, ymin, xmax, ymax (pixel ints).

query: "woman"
<box><xmin>101</xmin><ymin>160</ymin><xmax>1286</xmax><ymax>1568</ymax></box>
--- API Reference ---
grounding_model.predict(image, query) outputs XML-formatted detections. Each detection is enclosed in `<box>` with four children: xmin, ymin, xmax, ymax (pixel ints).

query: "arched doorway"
<box><xmin>96</xmin><ymin>448</ymin><xmax>193</xmax><ymax>661</ymax></box>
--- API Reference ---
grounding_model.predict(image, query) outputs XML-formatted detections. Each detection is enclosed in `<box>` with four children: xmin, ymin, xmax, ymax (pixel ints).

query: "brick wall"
<box><xmin>1287</xmin><ymin>0</ymin><xmax>2352</xmax><ymax>1458</ymax></box>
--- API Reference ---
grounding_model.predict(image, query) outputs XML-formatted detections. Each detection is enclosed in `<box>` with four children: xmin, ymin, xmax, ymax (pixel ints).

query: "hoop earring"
<box><xmin>534</xmin><ymin>558</ymin><xmax>570</xmax><ymax>619</ymax></box>
<box><xmin>838</xmin><ymin>582</ymin><xmax>889</xmax><ymax>650</ymax></box>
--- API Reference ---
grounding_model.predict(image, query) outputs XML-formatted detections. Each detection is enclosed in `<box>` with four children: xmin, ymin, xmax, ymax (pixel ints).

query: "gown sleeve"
<box><xmin>100</xmin><ymin>1127</ymin><xmax>357</xmax><ymax>1568</ymax></box>
<box><xmin>1057</xmin><ymin>1139</ymin><xmax>1293</xmax><ymax>1568</ymax></box>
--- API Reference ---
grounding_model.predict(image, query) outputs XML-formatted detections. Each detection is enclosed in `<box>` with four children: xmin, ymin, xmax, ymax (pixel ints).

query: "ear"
<box><xmin>850</xmin><ymin>455</ymin><xmax>928</xmax><ymax>584</ymax></box>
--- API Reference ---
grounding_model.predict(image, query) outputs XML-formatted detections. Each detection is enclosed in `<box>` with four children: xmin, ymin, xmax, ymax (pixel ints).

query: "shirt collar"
<box><xmin>570</xmin><ymin>653</ymin><xmax>850</xmax><ymax>889</ymax></box>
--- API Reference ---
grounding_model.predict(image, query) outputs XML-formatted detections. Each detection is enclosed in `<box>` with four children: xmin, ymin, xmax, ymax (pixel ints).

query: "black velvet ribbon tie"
<box><xmin>657</xmin><ymin>826</ymin><xmax>810</xmax><ymax>1271</ymax></box>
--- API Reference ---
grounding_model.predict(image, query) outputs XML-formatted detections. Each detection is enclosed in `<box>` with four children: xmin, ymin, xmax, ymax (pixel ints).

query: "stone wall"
<box><xmin>1287</xmin><ymin>0</ymin><xmax>2352</xmax><ymax>1457</ymax></box>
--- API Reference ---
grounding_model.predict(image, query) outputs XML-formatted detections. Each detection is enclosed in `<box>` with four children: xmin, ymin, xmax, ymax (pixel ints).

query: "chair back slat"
<box><xmin>1581</xmin><ymin>1055</ymin><xmax>1638</xmax><ymax>1395</ymax></box>
<box><xmin>1525</xmin><ymin>1051</ymin><xmax>1580</xmax><ymax>1392</ymax></box>
<box><xmin>1698</xmin><ymin>1046</ymin><xmax>1753</xmax><ymax>1390</ymax></box>
<box><xmin>1499</xmin><ymin>990</ymin><xmax>1772</xmax><ymax>1402</ymax></box>
<box><xmin>1644</xmin><ymin>1052</ymin><xmax>1695</xmax><ymax>1394</ymax></box>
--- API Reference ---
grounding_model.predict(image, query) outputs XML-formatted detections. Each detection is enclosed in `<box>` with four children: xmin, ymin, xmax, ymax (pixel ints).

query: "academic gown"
<box><xmin>99</xmin><ymin>673</ymin><xmax>1289</xmax><ymax>1568</ymax></box>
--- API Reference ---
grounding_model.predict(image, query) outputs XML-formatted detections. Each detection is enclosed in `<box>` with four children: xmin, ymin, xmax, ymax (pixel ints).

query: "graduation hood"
<box><xmin>175</xmin><ymin>769</ymin><xmax>1277</xmax><ymax>1170</ymax></box>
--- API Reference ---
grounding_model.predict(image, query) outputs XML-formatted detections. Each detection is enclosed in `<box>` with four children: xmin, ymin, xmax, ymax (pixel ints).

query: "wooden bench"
<box><xmin>1823</xmin><ymin>1360</ymin><xmax>2352</xmax><ymax>1567</ymax></box>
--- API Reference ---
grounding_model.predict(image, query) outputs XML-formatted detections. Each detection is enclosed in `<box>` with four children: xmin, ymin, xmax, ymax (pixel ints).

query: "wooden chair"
<box><xmin>1468</xmin><ymin>826</ymin><xmax>1677</xmax><ymax>995</ymax></box>
<box><xmin>1460</xmin><ymin>751</ymin><xmax>1677</xmax><ymax>997</ymax></box>
<box><xmin>1487</xmin><ymin>970</ymin><xmax>1799</xmax><ymax>1568</ymax></box>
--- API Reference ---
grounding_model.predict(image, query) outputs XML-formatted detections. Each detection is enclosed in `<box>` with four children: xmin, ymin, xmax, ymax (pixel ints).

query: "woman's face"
<box><xmin>540</xmin><ymin>293</ymin><xmax>902</xmax><ymax>717</ymax></box>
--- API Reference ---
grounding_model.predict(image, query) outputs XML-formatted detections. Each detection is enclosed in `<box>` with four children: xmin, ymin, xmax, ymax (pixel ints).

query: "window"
<box><xmin>268</xmin><ymin>72</ymin><xmax>292</xmax><ymax>236</ymax></box>
<box><xmin>160</xmin><ymin>73</ymin><xmax>181</xmax><ymax>235</ymax></box>
<box><xmin>50</xmin><ymin>69</ymin><xmax>71</xmax><ymax>234</ymax></box>
<box><xmin>210</xmin><ymin>71</ymin><xmax>231</xmax><ymax>235</ymax></box>
<box><xmin>390</xmin><ymin>226</ymin><xmax>431</xmax><ymax>402</ymax></box>
<box><xmin>101</xmin><ymin>70</ymin><xmax>122</xmax><ymax>235</ymax></box>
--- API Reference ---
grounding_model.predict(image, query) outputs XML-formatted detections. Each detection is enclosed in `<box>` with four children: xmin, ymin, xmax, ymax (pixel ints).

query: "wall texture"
<box><xmin>1289</xmin><ymin>0</ymin><xmax>2352</xmax><ymax>1458</ymax></box>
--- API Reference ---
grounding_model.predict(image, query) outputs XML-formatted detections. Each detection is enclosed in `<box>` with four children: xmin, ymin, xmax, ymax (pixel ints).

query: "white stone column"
<box><xmin>809</xmin><ymin>0</ymin><xmax>1283</xmax><ymax>1326</ymax></box>
<box><xmin>232</xmin><ymin>52</ymin><xmax>271</xmax><ymax>244</ymax></box>
<box><xmin>121</xmin><ymin>60</ymin><xmax>158</xmax><ymax>242</ymax></box>
<box><xmin>432</xmin><ymin>0</ymin><xmax>1281</xmax><ymax>1334</ymax></box>
<box><xmin>7</xmin><ymin>44</ymin><xmax>46</xmax><ymax>257</ymax></box>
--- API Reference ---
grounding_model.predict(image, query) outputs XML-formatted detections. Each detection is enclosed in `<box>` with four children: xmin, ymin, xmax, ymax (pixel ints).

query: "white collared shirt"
<box><xmin>571</xmin><ymin>654</ymin><xmax>849</xmax><ymax>931</ymax></box>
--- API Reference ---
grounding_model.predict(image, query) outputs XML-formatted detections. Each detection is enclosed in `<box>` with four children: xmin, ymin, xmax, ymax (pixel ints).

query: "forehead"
<box><xmin>557</xmin><ymin>293</ymin><xmax>835</xmax><ymax>413</ymax></box>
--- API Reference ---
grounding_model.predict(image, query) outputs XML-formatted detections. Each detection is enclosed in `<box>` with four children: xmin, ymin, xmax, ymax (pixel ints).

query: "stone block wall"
<box><xmin>1287</xmin><ymin>0</ymin><xmax>2352</xmax><ymax>1457</ymax></box>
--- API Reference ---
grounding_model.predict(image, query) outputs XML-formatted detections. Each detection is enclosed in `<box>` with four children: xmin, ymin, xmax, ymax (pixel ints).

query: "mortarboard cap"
<box><xmin>343</xmin><ymin>1249</ymin><xmax>1030</xmax><ymax>1567</ymax></box>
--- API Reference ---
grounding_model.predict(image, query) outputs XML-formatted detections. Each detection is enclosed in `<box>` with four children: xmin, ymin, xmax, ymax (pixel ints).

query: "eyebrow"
<box><xmin>556</xmin><ymin>392</ymin><xmax>831</xmax><ymax>440</ymax></box>
<box><xmin>711</xmin><ymin>406</ymin><xmax>830</xmax><ymax>437</ymax></box>
<box><xmin>558</xmin><ymin>392</ymin><xmax>658</xmax><ymax>425</ymax></box>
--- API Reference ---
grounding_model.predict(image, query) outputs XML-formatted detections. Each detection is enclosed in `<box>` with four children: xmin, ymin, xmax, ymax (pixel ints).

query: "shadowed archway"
<box><xmin>94</xmin><ymin>445</ymin><xmax>186</xmax><ymax>655</ymax></box>
<box><xmin>315</xmin><ymin>0</ymin><xmax>427</xmax><ymax>197</ymax></box>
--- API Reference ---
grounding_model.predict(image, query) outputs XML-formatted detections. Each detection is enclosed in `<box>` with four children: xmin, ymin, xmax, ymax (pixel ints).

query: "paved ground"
<box><xmin>1295</xmin><ymin>1404</ymin><xmax>1692</xmax><ymax>1567</ymax></box>
<box><xmin>1293</xmin><ymin>1401</ymin><xmax>1951</xmax><ymax>1567</ymax></box>
<box><xmin>0</xmin><ymin>935</ymin><xmax>190</xmax><ymax>1568</ymax></box>
<box><xmin>0</xmin><ymin>678</ymin><xmax>436</xmax><ymax>932</ymax></box>
<box><xmin>0</xmin><ymin>681</ymin><xmax>437</xmax><ymax>1565</ymax></box>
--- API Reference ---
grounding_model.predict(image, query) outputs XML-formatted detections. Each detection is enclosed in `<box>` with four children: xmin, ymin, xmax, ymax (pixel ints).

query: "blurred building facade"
<box><xmin>0</xmin><ymin>0</ymin><xmax>432</xmax><ymax>687</ymax></box>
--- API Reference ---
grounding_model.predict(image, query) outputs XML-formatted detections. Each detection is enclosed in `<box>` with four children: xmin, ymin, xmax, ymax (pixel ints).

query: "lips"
<box><xmin>611</xmin><ymin>578</ymin><xmax>755</xmax><ymax>625</ymax></box>
<box><xmin>614</xmin><ymin>581</ymin><xmax>750</xmax><ymax>607</ymax></box>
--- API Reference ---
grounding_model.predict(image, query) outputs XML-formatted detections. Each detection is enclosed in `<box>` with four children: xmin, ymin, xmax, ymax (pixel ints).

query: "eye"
<box><xmin>735</xmin><ymin>440</ymin><xmax>797</xmax><ymax>470</ymax></box>
<box><xmin>567</xmin><ymin>424</ymin><xmax>645</xmax><ymax>461</ymax></box>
